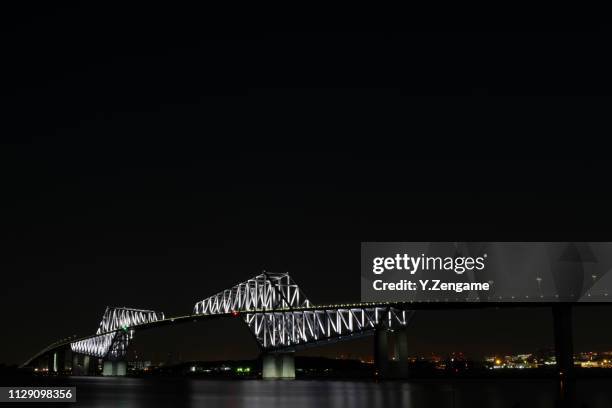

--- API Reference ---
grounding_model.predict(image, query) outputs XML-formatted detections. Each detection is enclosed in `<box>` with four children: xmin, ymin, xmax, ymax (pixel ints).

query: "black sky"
<box><xmin>2</xmin><ymin>5</ymin><xmax>612</xmax><ymax>365</ymax></box>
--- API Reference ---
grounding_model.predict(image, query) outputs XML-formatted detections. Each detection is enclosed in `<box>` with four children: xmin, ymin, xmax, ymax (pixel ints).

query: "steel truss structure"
<box><xmin>193</xmin><ymin>272</ymin><xmax>412</xmax><ymax>350</ymax></box>
<box><xmin>70</xmin><ymin>307</ymin><xmax>164</xmax><ymax>359</ymax></box>
<box><xmin>193</xmin><ymin>272</ymin><xmax>310</xmax><ymax>314</ymax></box>
<box><xmin>23</xmin><ymin>273</ymin><xmax>413</xmax><ymax>368</ymax></box>
<box><xmin>246</xmin><ymin>306</ymin><xmax>411</xmax><ymax>350</ymax></box>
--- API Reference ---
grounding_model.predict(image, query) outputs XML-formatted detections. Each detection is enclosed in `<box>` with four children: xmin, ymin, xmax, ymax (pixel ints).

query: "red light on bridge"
<box><xmin>232</xmin><ymin>311</ymin><xmax>240</xmax><ymax>317</ymax></box>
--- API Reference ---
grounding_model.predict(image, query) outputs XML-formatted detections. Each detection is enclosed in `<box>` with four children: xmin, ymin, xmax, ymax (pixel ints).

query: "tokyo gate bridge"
<box><xmin>23</xmin><ymin>272</ymin><xmax>413</xmax><ymax>378</ymax></box>
<box><xmin>23</xmin><ymin>271</ymin><xmax>583</xmax><ymax>379</ymax></box>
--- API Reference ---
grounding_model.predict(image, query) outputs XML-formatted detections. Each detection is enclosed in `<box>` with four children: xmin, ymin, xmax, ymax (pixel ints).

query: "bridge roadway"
<box><xmin>23</xmin><ymin>300</ymin><xmax>603</xmax><ymax>375</ymax></box>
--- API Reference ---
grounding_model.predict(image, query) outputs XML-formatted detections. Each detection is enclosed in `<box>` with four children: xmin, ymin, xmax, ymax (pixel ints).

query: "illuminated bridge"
<box><xmin>23</xmin><ymin>271</ymin><xmax>594</xmax><ymax>379</ymax></box>
<box><xmin>22</xmin><ymin>273</ymin><xmax>414</xmax><ymax>378</ymax></box>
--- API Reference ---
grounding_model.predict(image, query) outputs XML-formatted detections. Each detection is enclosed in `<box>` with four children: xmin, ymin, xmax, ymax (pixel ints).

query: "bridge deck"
<box><xmin>22</xmin><ymin>301</ymin><xmax>610</xmax><ymax>368</ymax></box>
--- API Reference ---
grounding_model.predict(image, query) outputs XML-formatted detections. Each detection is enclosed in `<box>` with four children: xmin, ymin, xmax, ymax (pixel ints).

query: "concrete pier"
<box><xmin>553</xmin><ymin>304</ymin><xmax>576</xmax><ymax>406</ymax></box>
<box><xmin>262</xmin><ymin>353</ymin><xmax>295</xmax><ymax>379</ymax></box>
<box><xmin>102</xmin><ymin>360</ymin><xmax>127</xmax><ymax>376</ymax></box>
<box><xmin>393</xmin><ymin>327</ymin><xmax>409</xmax><ymax>377</ymax></box>
<box><xmin>375</xmin><ymin>327</ymin><xmax>410</xmax><ymax>378</ymax></box>
<box><xmin>552</xmin><ymin>304</ymin><xmax>574</xmax><ymax>377</ymax></box>
<box><xmin>71</xmin><ymin>354</ymin><xmax>98</xmax><ymax>376</ymax></box>
<box><xmin>374</xmin><ymin>328</ymin><xmax>390</xmax><ymax>377</ymax></box>
<box><xmin>47</xmin><ymin>349</ymin><xmax>66</xmax><ymax>373</ymax></box>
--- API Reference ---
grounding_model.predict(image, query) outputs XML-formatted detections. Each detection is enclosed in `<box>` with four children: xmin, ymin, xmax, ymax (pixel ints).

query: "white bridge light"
<box><xmin>70</xmin><ymin>307</ymin><xmax>164</xmax><ymax>359</ymax></box>
<box><xmin>192</xmin><ymin>272</ymin><xmax>414</xmax><ymax>350</ymax></box>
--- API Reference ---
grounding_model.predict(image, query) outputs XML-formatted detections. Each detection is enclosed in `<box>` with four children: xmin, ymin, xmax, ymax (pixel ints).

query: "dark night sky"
<box><xmin>2</xmin><ymin>5</ymin><xmax>612</xmax><ymax>365</ymax></box>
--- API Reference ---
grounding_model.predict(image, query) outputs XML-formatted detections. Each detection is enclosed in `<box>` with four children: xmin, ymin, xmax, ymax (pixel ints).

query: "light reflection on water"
<box><xmin>20</xmin><ymin>377</ymin><xmax>612</xmax><ymax>408</ymax></box>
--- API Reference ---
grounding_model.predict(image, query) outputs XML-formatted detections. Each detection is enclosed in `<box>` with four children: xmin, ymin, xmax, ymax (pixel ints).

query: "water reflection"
<box><xmin>19</xmin><ymin>377</ymin><xmax>612</xmax><ymax>408</ymax></box>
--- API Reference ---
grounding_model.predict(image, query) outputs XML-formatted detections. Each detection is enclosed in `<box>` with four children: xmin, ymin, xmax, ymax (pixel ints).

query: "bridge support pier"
<box><xmin>393</xmin><ymin>327</ymin><xmax>409</xmax><ymax>377</ymax></box>
<box><xmin>71</xmin><ymin>354</ymin><xmax>97</xmax><ymax>376</ymax></box>
<box><xmin>72</xmin><ymin>354</ymin><xmax>81</xmax><ymax>375</ymax></box>
<box><xmin>84</xmin><ymin>355</ymin><xmax>93</xmax><ymax>375</ymax></box>
<box><xmin>262</xmin><ymin>353</ymin><xmax>295</xmax><ymax>379</ymax></box>
<box><xmin>374</xmin><ymin>327</ymin><xmax>390</xmax><ymax>378</ymax></box>
<box><xmin>102</xmin><ymin>360</ymin><xmax>127</xmax><ymax>376</ymax></box>
<box><xmin>553</xmin><ymin>304</ymin><xmax>575</xmax><ymax>406</ymax></box>
<box><xmin>375</xmin><ymin>327</ymin><xmax>410</xmax><ymax>379</ymax></box>
<box><xmin>552</xmin><ymin>304</ymin><xmax>574</xmax><ymax>378</ymax></box>
<box><xmin>46</xmin><ymin>349</ymin><xmax>66</xmax><ymax>374</ymax></box>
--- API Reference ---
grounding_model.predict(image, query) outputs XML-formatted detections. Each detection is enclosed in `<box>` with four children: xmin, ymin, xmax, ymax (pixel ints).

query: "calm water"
<box><xmin>10</xmin><ymin>377</ymin><xmax>612</xmax><ymax>408</ymax></box>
